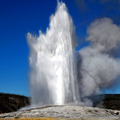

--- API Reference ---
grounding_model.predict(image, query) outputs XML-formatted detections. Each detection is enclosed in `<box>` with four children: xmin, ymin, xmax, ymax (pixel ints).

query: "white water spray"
<box><xmin>27</xmin><ymin>1</ymin><xmax>79</xmax><ymax>107</ymax></box>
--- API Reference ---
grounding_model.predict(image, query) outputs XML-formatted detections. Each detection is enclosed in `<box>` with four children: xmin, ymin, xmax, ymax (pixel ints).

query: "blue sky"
<box><xmin>0</xmin><ymin>0</ymin><xmax>120</xmax><ymax>97</ymax></box>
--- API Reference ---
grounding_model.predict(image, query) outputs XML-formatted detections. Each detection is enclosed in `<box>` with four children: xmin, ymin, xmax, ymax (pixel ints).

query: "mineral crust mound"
<box><xmin>0</xmin><ymin>105</ymin><xmax>120</xmax><ymax>120</ymax></box>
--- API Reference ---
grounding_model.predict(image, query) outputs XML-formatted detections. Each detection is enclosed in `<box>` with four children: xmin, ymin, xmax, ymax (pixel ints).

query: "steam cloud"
<box><xmin>27</xmin><ymin>1</ymin><xmax>120</xmax><ymax>108</ymax></box>
<box><xmin>78</xmin><ymin>18</ymin><xmax>120</xmax><ymax>103</ymax></box>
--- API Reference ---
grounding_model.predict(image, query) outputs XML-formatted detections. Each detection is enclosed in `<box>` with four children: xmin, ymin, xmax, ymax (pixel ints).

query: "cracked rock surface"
<box><xmin>0</xmin><ymin>105</ymin><xmax>120</xmax><ymax>119</ymax></box>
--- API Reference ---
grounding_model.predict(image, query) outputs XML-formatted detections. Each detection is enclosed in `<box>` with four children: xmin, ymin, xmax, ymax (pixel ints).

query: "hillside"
<box><xmin>0</xmin><ymin>93</ymin><xmax>30</xmax><ymax>113</ymax></box>
<box><xmin>91</xmin><ymin>94</ymin><xmax>120</xmax><ymax>110</ymax></box>
<box><xmin>0</xmin><ymin>93</ymin><xmax>120</xmax><ymax>114</ymax></box>
<box><xmin>103</xmin><ymin>94</ymin><xmax>120</xmax><ymax>110</ymax></box>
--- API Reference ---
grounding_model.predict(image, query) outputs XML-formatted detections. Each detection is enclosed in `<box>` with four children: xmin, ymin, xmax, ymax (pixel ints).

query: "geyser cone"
<box><xmin>27</xmin><ymin>1</ymin><xmax>79</xmax><ymax>107</ymax></box>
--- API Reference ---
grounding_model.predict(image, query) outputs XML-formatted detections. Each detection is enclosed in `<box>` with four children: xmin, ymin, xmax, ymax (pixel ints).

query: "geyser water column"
<box><xmin>27</xmin><ymin>1</ymin><xmax>78</xmax><ymax>107</ymax></box>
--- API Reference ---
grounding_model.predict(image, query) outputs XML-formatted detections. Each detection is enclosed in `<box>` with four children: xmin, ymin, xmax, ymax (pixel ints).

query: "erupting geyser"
<box><xmin>27</xmin><ymin>1</ymin><xmax>79</xmax><ymax>107</ymax></box>
<box><xmin>27</xmin><ymin>1</ymin><xmax>120</xmax><ymax>108</ymax></box>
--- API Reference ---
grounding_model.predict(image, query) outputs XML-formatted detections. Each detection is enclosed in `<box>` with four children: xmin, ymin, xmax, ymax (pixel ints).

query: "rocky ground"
<box><xmin>0</xmin><ymin>105</ymin><xmax>120</xmax><ymax>120</ymax></box>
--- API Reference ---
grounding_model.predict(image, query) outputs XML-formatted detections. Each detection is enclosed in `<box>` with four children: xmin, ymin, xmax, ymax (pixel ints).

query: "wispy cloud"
<box><xmin>75</xmin><ymin>0</ymin><xmax>88</xmax><ymax>12</ymax></box>
<box><xmin>99</xmin><ymin>0</ymin><xmax>109</xmax><ymax>4</ymax></box>
<box><xmin>100</xmin><ymin>0</ymin><xmax>120</xmax><ymax>4</ymax></box>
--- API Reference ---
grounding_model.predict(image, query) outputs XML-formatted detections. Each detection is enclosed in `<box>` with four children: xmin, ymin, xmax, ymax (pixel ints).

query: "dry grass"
<box><xmin>0</xmin><ymin>118</ymin><xmax>66</xmax><ymax>120</ymax></box>
<box><xmin>0</xmin><ymin>118</ymin><xmax>118</xmax><ymax>120</ymax></box>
